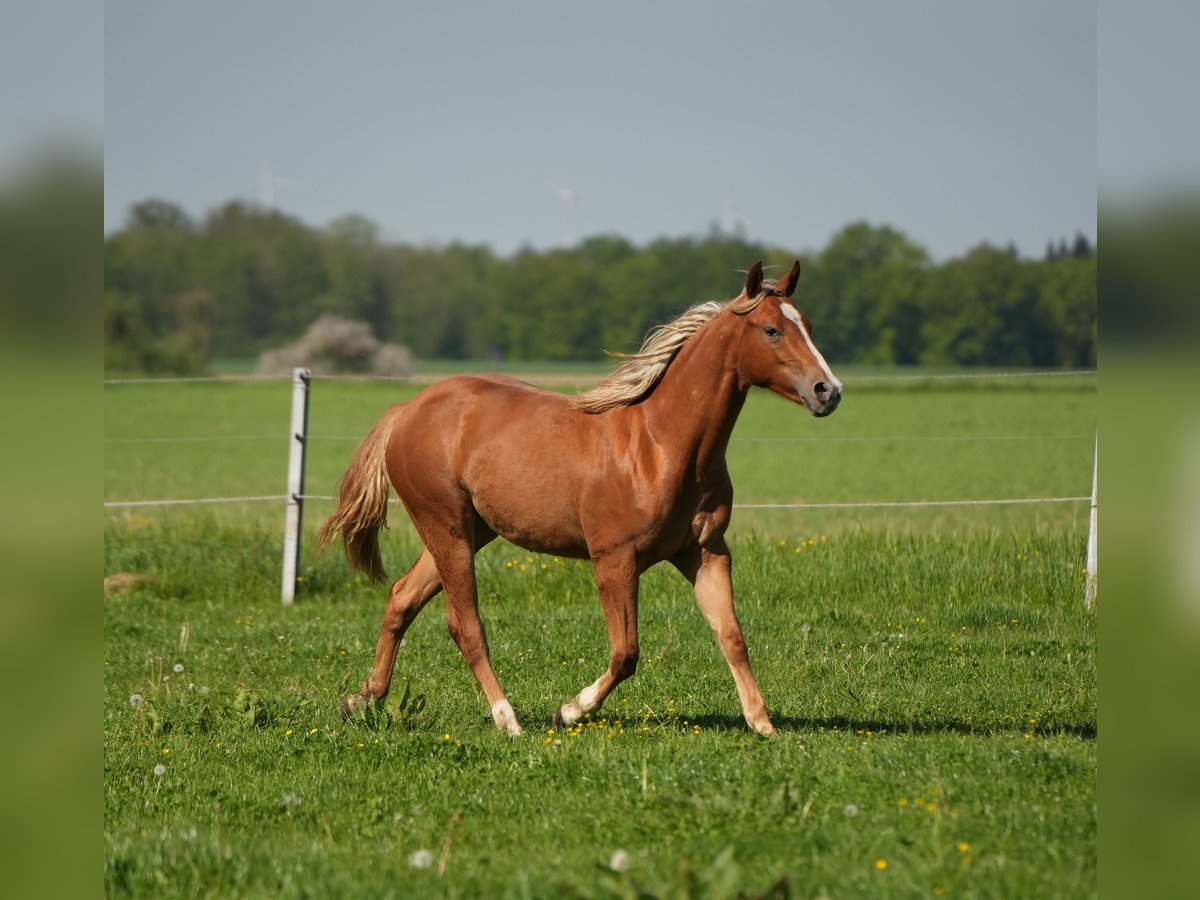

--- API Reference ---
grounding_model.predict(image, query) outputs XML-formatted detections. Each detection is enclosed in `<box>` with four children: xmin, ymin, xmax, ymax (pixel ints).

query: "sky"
<box><xmin>102</xmin><ymin>1</ymin><xmax>1098</xmax><ymax>261</ymax></box>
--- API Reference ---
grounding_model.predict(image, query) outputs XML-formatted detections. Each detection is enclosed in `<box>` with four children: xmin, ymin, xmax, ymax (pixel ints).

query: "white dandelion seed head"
<box><xmin>609</xmin><ymin>849</ymin><xmax>631</xmax><ymax>872</ymax></box>
<box><xmin>153</xmin><ymin>764</ymin><xmax>166</xmax><ymax>777</ymax></box>
<box><xmin>844</xmin><ymin>803</ymin><xmax>859</xmax><ymax>818</ymax></box>
<box><xmin>173</xmin><ymin>663</ymin><xmax>185</xmax><ymax>673</ymax></box>
<box><xmin>408</xmin><ymin>848</ymin><xmax>434</xmax><ymax>870</ymax></box>
<box><xmin>129</xmin><ymin>694</ymin><xmax>144</xmax><ymax>708</ymax></box>
<box><xmin>802</xmin><ymin>623</ymin><xmax>811</xmax><ymax>634</ymax></box>
<box><xmin>283</xmin><ymin>793</ymin><xmax>301</xmax><ymax>808</ymax></box>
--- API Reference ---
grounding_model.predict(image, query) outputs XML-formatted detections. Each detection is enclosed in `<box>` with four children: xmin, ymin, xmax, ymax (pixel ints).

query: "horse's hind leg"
<box><xmin>429</xmin><ymin>519</ymin><xmax>524</xmax><ymax>735</ymax></box>
<box><xmin>341</xmin><ymin>548</ymin><xmax>441</xmax><ymax>717</ymax></box>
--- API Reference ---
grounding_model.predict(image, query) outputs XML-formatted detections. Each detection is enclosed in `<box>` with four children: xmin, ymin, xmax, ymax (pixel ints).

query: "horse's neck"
<box><xmin>639</xmin><ymin>315</ymin><xmax>747</xmax><ymax>477</ymax></box>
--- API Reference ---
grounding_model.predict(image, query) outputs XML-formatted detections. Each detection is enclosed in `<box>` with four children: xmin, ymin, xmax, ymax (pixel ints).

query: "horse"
<box><xmin>318</xmin><ymin>260</ymin><xmax>842</xmax><ymax>737</ymax></box>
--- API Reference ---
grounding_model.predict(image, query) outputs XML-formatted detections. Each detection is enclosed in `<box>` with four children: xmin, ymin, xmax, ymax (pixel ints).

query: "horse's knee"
<box><xmin>611</xmin><ymin>645</ymin><xmax>640</xmax><ymax>680</ymax></box>
<box><xmin>447</xmin><ymin>615</ymin><xmax>489</xmax><ymax>665</ymax></box>
<box><xmin>719</xmin><ymin>628</ymin><xmax>748</xmax><ymax>661</ymax></box>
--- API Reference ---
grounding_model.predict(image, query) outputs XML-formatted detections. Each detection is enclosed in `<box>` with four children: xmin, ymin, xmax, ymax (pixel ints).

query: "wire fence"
<box><xmin>102</xmin><ymin>369</ymin><xmax>1097</xmax><ymax>387</ymax></box>
<box><xmin>104</xmin><ymin>367</ymin><xmax>1098</xmax><ymax>605</ymax></box>
<box><xmin>103</xmin><ymin>367</ymin><xmax>1096</xmax><ymax>511</ymax></box>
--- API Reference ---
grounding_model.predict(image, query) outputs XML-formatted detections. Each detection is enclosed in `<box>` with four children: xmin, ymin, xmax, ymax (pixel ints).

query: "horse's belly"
<box><xmin>471</xmin><ymin>485</ymin><xmax>589</xmax><ymax>559</ymax></box>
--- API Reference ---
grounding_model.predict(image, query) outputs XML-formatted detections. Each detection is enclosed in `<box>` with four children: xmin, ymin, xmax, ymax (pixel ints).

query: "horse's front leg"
<box><xmin>672</xmin><ymin>539</ymin><xmax>775</xmax><ymax>736</ymax></box>
<box><xmin>554</xmin><ymin>552</ymin><xmax>640</xmax><ymax>727</ymax></box>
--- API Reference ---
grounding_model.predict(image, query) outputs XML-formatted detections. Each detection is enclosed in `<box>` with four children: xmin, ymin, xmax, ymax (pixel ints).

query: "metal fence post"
<box><xmin>1085</xmin><ymin>433</ymin><xmax>1098</xmax><ymax>610</ymax></box>
<box><xmin>281</xmin><ymin>368</ymin><xmax>311</xmax><ymax>604</ymax></box>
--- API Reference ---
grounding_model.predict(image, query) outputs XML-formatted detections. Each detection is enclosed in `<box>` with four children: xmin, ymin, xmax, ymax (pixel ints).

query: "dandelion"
<box><xmin>957</xmin><ymin>841</ymin><xmax>970</xmax><ymax>853</ymax></box>
<box><xmin>844</xmin><ymin>803</ymin><xmax>859</xmax><ymax>818</ymax></box>
<box><xmin>409</xmin><ymin>848</ymin><xmax>434</xmax><ymax>870</ymax></box>
<box><xmin>609</xmin><ymin>849</ymin><xmax>631</xmax><ymax>872</ymax></box>
<box><xmin>284</xmin><ymin>793</ymin><xmax>301</xmax><ymax>808</ymax></box>
<box><xmin>153</xmin><ymin>764</ymin><xmax>166</xmax><ymax>777</ymax></box>
<box><xmin>874</xmin><ymin>858</ymin><xmax>888</xmax><ymax>871</ymax></box>
<box><xmin>129</xmin><ymin>694</ymin><xmax>144</xmax><ymax>708</ymax></box>
<box><xmin>173</xmin><ymin>663</ymin><xmax>184</xmax><ymax>674</ymax></box>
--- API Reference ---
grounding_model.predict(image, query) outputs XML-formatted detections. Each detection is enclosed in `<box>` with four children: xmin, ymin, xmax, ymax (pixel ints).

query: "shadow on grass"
<box><xmin>680</xmin><ymin>712</ymin><xmax>1097</xmax><ymax>740</ymax></box>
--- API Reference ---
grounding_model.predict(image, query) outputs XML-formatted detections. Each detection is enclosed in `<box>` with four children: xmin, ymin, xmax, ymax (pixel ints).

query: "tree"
<box><xmin>802</xmin><ymin>222</ymin><xmax>931</xmax><ymax>365</ymax></box>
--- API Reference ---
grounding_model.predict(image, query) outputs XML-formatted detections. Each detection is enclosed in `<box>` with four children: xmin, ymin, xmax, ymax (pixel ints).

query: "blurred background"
<box><xmin>2</xmin><ymin>0</ymin><xmax>1197</xmax><ymax>895</ymax></box>
<box><xmin>100</xmin><ymin>2</ymin><xmax>1097</xmax><ymax>378</ymax></box>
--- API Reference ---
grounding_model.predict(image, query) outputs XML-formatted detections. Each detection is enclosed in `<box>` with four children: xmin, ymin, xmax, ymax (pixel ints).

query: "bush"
<box><xmin>257</xmin><ymin>314</ymin><xmax>413</xmax><ymax>376</ymax></box>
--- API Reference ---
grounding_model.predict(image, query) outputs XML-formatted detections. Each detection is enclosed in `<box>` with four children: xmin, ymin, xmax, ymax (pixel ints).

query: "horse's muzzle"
<box><xmin>807</xmin><ymin>381</ymin><xmax>841</xmax><ymax>417</ymax></box>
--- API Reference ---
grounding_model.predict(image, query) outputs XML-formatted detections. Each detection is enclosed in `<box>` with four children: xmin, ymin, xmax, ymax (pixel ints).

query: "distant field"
<box><xmin>104</xmin><ymin>369</ymin><xmax>1096</xmax><ymax>536</ymax></box>
<box><xmin>103</xmin><ymin>370</ymin><xmax>1096</xmax><ymax>897</ymax></box>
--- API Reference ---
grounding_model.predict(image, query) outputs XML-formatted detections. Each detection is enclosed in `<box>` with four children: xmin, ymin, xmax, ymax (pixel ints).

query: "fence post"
<box><xmin>281</xmin><ymin>368</ymin><xmax>311</xmax><ymax>604</ymax></box>
<box><xmin>1085</xmin><ymin>433</ymin><xmax>1098</xmax><ymax>610</ymax></box>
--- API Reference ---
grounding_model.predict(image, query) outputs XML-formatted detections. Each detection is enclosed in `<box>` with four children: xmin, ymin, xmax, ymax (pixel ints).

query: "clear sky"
<box><xmin>104</xmin><ymin>1</ymin><xmax>1096</xmax><ymax>261</ymax></box>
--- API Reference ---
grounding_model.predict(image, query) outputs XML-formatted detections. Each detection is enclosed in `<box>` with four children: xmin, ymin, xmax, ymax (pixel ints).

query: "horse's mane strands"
<box><xmin>571</xmin><ymin>284</ymin><xmax>774</xmax><ymax>414</ymax></box>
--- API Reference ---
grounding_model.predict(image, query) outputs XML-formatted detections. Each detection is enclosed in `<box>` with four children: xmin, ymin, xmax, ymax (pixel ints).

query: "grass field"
<box><xmin>104</xmin><ymin>371</ymin><xmax>1096</xmax><ymax>897</ymax></box>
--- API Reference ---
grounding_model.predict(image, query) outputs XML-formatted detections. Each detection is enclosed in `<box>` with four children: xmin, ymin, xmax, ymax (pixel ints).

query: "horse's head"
<box><xmin>731</xmin><ymin>260</ymin><xmax>842</xmax><ymax>417</ymax></box>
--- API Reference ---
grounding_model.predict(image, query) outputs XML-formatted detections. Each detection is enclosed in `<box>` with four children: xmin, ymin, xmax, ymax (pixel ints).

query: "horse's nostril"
<box><xmin>814</xmin><ymin>381</ymin><xmax>830</xmax><ymax>400</ymax></box>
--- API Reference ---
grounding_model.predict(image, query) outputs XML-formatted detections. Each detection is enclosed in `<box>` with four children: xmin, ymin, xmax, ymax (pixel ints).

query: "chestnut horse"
<box><xmin>318</xmin><ymin>260</ymin><xmax>841</xmax><ymax>737</ymax></box>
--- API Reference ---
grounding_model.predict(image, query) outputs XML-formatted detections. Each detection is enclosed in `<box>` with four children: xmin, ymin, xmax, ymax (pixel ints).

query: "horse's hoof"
<box><xmin>339</xmin><ymin>694</ymin><xmax>363</xmax><ymax>719</ymax></box>
<box><xmin>552</xmin><ymin>706</ymin><xmax>565</xmax><ymax>729</ymax></box>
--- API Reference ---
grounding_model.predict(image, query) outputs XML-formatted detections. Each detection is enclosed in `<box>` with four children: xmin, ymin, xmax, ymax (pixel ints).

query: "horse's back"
<box><xmin>384</xmin><ymin>375</ymin><xmax>592</xmax><ymax>553</ymax></box>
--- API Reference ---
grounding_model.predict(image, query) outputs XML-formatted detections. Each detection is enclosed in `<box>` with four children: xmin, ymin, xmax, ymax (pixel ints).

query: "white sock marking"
<box><xmin>558</xmin><ymin>700</ymin><xmax>583</xmax><ymax>726</ymax></box>
<box><xmin>491</xmin><ymin>699</ymin><xmax>523</xmax><ymax>735</ymax></box>
<box><xmin>578</xmin><ymin>677</ymin><xmax>604</xmax><ymax>712</ymax></box>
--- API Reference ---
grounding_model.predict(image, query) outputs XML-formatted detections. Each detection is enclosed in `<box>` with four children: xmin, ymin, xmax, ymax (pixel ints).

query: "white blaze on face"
<box><xmin>780</xmin><ymin>303</ymin><xmax>843</xmax><ymax>393</ymax></box>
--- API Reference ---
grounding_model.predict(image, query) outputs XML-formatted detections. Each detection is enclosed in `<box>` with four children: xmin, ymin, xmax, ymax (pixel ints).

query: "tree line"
<box><xmin>104</xmin><ymin>199</ymin><xmax>1095</xmax><ymax>374</ymax></box>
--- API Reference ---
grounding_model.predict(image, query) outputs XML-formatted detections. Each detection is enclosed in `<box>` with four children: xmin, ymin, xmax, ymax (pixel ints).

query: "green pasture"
<box><xmin>104</xmin><ymin>371</ymin><xmax>1096</xmax><ymax>897</ymax></box>
<box><xmin>104</xmin><ymin>370</ymin><xmax>1096</xmax><ymax>534</ymax></box>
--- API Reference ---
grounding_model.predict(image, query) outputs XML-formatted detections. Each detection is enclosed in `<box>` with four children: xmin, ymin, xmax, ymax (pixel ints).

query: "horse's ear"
<box><xmin>779</xmin><ymin>260</ymin><xmax>801</xmax><ymax>297</ymax></box>
<box><xmin>743</xmin><ymin>261</ymin><xmax>764</xmax><ymax>298</ymax></box>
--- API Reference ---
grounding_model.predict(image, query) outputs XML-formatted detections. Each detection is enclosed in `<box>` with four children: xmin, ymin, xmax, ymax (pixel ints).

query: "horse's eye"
<box><xmin>762</xmin><ymin>325</ymin><xmax>780</xmax><ymax>339</ymax></box>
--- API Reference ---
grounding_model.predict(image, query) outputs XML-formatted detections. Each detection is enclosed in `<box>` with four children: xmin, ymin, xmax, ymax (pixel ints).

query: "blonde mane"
<box><xmin>571</xmin><ymin>286</ymin><xmax>772</xmax><ymax>414</ymax></box>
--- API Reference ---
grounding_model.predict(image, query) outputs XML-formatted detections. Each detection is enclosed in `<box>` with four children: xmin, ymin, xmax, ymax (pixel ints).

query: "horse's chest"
<box><xmin>656</xmin><ymin>481</ymin><xmax>731</xmax><ymax>551</ymax></box>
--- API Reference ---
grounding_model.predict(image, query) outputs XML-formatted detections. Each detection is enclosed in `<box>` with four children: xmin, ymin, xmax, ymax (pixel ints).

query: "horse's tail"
<box><xmin>316</xmin><ymin>403</ymin><xmax>407</xmax><ymax>582</ymax></box>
